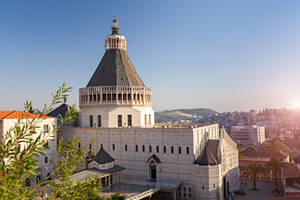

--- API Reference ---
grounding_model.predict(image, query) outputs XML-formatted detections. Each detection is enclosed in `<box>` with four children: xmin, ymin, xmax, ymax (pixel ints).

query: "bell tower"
<box><xmin>79</xmin><ymin>17</ymin><xmax>154</xmax><ymax>128</ymax></box>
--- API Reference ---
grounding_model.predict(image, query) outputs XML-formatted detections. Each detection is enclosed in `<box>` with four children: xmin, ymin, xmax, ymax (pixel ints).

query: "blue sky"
<box><xmin>1</xmin><ymin>0</ymin><xmax>300</xmax><ymax>112</ymax></box>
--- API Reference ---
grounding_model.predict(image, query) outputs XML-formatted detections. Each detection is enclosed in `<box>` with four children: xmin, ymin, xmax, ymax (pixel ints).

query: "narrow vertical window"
<box><xmin>171</xmin><ymin>146</ymin><xmax>174</xmax><ymax>154</ymax></box>
<box><xmin>142</xmin><ymin>145</ymin><xmax>145</xmax><ymax>152</ymax></box>
<box><xmin>136</xmin><ymin>145</ymin><xmax>138</xmax><ymax>152</ymax></box>
<box><xmin>118</xmin><ymin>115</ymin><xmax>122</xmax><ymax>127</ymax></box>
<box><xmin>43</xmin><ymin>124</ymin><xmax>49</xmax><ymax>133</ymax></box>
<box><xmin>149</xmin><ymin>145</ymin><xmax>152</xmax><ymax>152</ymax></box>
<box><xmin>78</xmin><ymin>143</ymin><xmax>81</xmax><ymax>149</ymax></box>
<box><xmin>144</xmin><ymin>114</ymin><xmax>147</xmax><ymax>126</ymax></box>
<box><xmin>125</xmin><ymin>144</ymin><xmax>127</xmax><ymax>151</ymax></box>
<box><xmin>186</xmin><ymin>146</ymin><xmax>190</xmax><ymax>154</ymax></box>
<box><xmin>98</xmin><ymin>115</ymin><xmax>101</xmax><ymax>127</ymax></box>
<box><xmin>112</xmin><ymin>144</ymin><xmax>115</xmax><ymax>151</ymax></box>
<box><xmin>179</xmin><ymin>146</ymin><xmax>182</xmax><ymax>154</ymax></box>
<box><xmin>89</xmin><ymin>115</ymin><xmax>93</xmax><ymax>127</ymax></box>
<box><xmin>156</xmin><ymin>145</ymin><xmax>159</xmax><ymax>153</ymax></box>
<box><xmin>164</xmin><ymin>146</ymin><xmax>166</xmax><ymax>153</ymax></box>
<box><xmin>89</xmin><ymin>143</ymin><xmax>92</xmax><ymax>149</ymax></box>
<box><xmin>44</xmin><ymin>156</ymin><xmax>48</xmax><ymax>163</ymax></box>
<box><xmin>128</xmin><ymin>115</ymin><xmax>132</xmax><ymax>126</ymax></box>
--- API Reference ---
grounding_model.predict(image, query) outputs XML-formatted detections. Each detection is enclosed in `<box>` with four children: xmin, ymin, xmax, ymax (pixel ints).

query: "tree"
<box><xmin>0</xmin><ymin>83</ymin><xmax>126</xmax><ymax>200</ymax></box>
<box><xmin>238</xmin><ymin>146</ymin><xmax>245</xmax><ymax>159</ymax></box>
<box><xmin>241</xmin><ymin>162</ymin><xmax>266</xmax><ymax>190</ymax></box>
<box><xmin>263</xmin><ymin>137</ymin><xmax>289</xmax><ymax>153</ymax></box>
<box><xmin>266</xmin><ymin>158</ymin><xmax>285</xmax><ymax>193</ymax></box>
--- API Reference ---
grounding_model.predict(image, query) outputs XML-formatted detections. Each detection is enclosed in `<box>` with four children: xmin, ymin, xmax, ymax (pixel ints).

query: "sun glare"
<box><xmin>292</xmin><ymin>101</ymin><xmax>300</xmax><ymax>109</ymax></box>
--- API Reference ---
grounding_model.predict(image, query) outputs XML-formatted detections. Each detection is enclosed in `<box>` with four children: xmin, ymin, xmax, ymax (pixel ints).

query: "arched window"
<box><xmin>171</xmin><ymin>146</ymin><xmax>174</xmax><ymax>154</ymax></box>
<box><xmin>156</xmin><ymin>145</ymin><xmax>159</xmax><ymax>153</ymax></box>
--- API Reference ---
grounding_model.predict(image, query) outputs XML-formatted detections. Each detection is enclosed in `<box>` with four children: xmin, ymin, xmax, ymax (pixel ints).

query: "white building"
<box><xmin>0</xmin><ymin>111</ymin><xmax>57</xmax><ymax>184</ymax></box>
<box><xmin>230</xmin><ymin>125</ymin><xmax>265</xmax><ymax>148</ymax></box>
<box><xmin>58</xmin><ymin>17</ymin><xmax>239</xmax><ymax>200</ymax></box>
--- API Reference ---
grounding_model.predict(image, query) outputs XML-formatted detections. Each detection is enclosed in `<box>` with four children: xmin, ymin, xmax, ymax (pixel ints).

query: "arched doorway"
<box><xmin>150</xmin><ymin>161</ymin><xmax>157</xmax><ymax>181</ymax></box>
<box><xmin>146</xmin><ymin>154</ymin><xmax>161</xmax><ymax>185</ymax></box>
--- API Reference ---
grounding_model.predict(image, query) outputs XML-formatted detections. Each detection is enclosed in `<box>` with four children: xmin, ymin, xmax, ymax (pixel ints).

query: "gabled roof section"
<box><xmin>0</xmin><ymin>111</ymin><xmax>54</xmax><ymax>120</ymax></box>
<box><xmin>196</xmin><ymin>140</ymin><xmax>220</xmax><ymax>165</ymax></box>
<box><xmin>87</xmin><ymin>49</ymin><xmax>145</xmax><ymax>87</ymax></box>
<box><xmin>146</xmin><ymin>154</ymin><xmax>161</xmax><ymax>164</ymax></box>
<box><xmin>47</xmin><ymin>104</ymin><xmax>70</xmax><ymax>118</ymax></box>
<box><xmin>91</xmin><ymin>147</ymin><xmax>114</xmax><ymax>165</ymax></box>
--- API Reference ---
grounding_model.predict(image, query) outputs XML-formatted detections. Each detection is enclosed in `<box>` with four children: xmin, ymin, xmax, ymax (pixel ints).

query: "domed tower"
<box><xmin>79</xmin><ymin>17</ymin><xmax>154</xmax><ymax>128</ymax></box>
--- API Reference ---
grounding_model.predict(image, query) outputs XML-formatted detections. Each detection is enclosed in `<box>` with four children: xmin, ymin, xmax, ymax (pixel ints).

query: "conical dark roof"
<box><xmin>92</xmin><ymin>147</ymin><xmax>114</xmax><ymax>165</ymax></box>
<box><xmin>87</xmin><ymin>49</ymin><xmax>145</xmax><ymax>87</ymax></box>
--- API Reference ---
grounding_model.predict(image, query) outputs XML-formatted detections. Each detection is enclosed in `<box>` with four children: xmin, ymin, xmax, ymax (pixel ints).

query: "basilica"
<box><xmin>57</xmin><ymin>17</ymin><xmax>239</xmax><ymax>200</ymax></box>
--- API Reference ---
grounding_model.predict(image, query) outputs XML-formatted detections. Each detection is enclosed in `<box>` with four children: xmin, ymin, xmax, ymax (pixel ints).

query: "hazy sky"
<box><xmin>1</xmin><ymin>0</ymin><xmax>300</xmax><ymax>112</ymax></box>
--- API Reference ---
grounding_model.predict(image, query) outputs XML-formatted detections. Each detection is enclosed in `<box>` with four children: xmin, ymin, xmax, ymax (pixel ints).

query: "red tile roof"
<box><xmin>0</xmin><ymin>111</ymin><xmax>54</xmax><ymax>120</ymax></box>
<box><xmin>283</xmin><ymin>163</ymin><xmax>300</xmax><ymax>178</ymax></box>
<box><xmin>242</xmin><ymin>147</ymin><xmax>288</xmax><ymax>160</ymax></box>
<box><xmin>239</xmin><ymin>159</ymin><xmax>267</xmax><ymax>167</ymax></box>
<box><xmin>283</xmin><ymin>138</ymin><xmax>300</xmax><ymax>151</ymax></box>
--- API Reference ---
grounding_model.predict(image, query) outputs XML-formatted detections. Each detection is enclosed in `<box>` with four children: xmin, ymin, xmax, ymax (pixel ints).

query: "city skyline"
<box><xmin>1</xmin><ymin>0</ymin><xmax>300</xmax><ymax>112</ymax></box>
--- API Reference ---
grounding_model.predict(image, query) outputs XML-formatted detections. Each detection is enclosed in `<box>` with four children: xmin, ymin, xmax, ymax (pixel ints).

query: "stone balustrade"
<box><xmin>79</xmin><ymin>86</ymin><xmax>152</xmax><ymax>106</ymax></box>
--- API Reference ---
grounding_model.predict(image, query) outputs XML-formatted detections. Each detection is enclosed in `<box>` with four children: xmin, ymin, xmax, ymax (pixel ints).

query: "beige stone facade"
<box><xmin>57</xmin><ymin>18</ymin><xmax>239</xmax><ymax>199</ymax></box>
<box><xmin>59</xmin><ymin>124</ymin><xmax>239</xmax><ymax>199</ymax></box>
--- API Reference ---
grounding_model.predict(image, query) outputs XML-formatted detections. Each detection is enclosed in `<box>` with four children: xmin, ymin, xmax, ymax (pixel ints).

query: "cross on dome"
<box><xmin>111</xmin><ymin>16</ymin><xmax>120</xmax><ymax>35</ymax></box>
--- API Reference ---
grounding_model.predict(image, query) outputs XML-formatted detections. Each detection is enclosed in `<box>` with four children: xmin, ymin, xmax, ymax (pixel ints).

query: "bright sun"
<box><xmin>292</xmin><ymin>101</ymin><xmax>300</xmax><ymax>109</ymax></box>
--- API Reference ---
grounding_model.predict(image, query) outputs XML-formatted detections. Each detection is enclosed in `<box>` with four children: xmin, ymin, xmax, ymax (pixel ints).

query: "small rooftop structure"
<box><xmin>196</xmin><ymin>140</ymin><xmax>220</xmax><ymax>165</ymax></box>
<box><xmin>91</xmin><ymin>147</ymin><xmax>114</xmax><ymax>165</ymax></box>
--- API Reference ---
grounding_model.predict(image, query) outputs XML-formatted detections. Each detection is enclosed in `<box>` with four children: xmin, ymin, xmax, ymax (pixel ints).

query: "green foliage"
<box><xmin>238</xmin><ymin>147</ymin><xmax>244</xmax><ymax>159</ymax></box>
<box><xmin>0</xmin><ymin>83</ymin><xmax>126</xmax><ymax>200</ymax></box>
<box><xmin>216</xmin><ymin>186</ymin><xmax>221</xmax><ymax>200</ymax></box>
<box><xmin>266</xmin><ymin>158</ymin><xmax>285</xmax><ymax>192</ymax></box>
<box><xmin>263</xmin><ymin>137</ymin><xmax>289</xmax><ymax>153</ymax></box>
<box><xmin>241</xmin><ymin>162</ymin><xmax>266</xmax><ymax>190</ymax></box>
<box><xmin>111</xmin><ymin>193</ymin><xmax>126</xmax><ymax>200</ymax></box>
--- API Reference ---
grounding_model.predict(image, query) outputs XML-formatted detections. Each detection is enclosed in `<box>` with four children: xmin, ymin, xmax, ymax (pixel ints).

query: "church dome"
<box><xmin>87</xmin><ymin>17</ymin><xmax>145</xmax><ymax>87</ymax></box>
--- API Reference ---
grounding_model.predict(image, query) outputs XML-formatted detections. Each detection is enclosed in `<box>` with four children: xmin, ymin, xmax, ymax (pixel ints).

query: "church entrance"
<box><xmin>150</xmin><ymin>165</ymin><xmax>157</xmax><ymax>181</ymax></box>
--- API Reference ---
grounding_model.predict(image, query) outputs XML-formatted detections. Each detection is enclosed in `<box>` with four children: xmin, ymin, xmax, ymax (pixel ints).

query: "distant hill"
<box><xmin>155</xmin><ymin>108</ymin><xmax>217</xmax><ymax>123</ymax></box>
